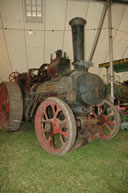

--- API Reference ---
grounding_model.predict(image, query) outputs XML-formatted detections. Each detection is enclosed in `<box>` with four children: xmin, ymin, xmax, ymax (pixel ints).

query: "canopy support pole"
<box><xmin>108</xmin><ymin>0</ymin><xmax>115</xmax><ymax>101</ymax></box>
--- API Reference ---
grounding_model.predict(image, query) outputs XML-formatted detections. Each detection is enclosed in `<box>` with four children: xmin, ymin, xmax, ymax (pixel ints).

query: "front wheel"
<box><xmin>35</xmin><ymin>97</ymin><xmax>77</xmax><ymax>155</ymax></box>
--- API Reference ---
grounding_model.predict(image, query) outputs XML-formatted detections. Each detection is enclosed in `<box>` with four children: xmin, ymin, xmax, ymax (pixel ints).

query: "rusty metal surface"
<box><xmin>69</xmin><ymin>17</ymin><xmax>86</xmax><ymax>68</ymax></box>
<box><xmin>48</xmin><ymin>58</ymin><xmax>60</xmax><ymax>78</ymax></box>
<box><xmin>48</xmin><ymin>50</ymin><xmax>70</xmax><ymax>78</ymax></box>
<box><xmin>0</xmin><ymin>83</ymin><xmax>9</xmax><ymax>130</ymax></box>
<box><xmin>70</xmin><ymin>138</ymin><xmax>88</xmax><ymax>152</ymax></box>
<box><xmin>35</xmin><ymin>81</ymin><xmax>57</xmax><ymax>93</ymax></box>
<box><xmin>0</xmin><ymin>82</ymin><xmax>23</xmax><ymax>131</ymax></box>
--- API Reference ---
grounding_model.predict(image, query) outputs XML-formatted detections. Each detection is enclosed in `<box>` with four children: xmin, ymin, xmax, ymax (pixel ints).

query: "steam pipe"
<box><xmin>69</xmin><ymin>17</ymin><xmax>86</xmax><ymax>70</ymax></box>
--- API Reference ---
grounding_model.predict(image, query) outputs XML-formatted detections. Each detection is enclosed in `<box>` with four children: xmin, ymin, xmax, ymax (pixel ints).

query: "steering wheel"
<box><xmin>9</xmin><ymin>71</ymin><xmax>19</xmax><ymax>82</ymax></box>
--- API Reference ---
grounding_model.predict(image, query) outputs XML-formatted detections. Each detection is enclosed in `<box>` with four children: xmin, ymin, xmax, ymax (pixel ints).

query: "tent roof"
<box><xmin>0</xmin><ymin>0</ymin><xmax>128</xmax><ymax>83</ymax></box>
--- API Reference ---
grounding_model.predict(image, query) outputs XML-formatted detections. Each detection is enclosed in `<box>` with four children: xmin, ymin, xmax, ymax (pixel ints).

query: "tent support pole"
<box><xmin>88</xmin><ymin>3</ymin><xmax>108</xmax><ymax>63</ymax></box>
<box><xmin>108</xmin><ymin>0</ymin><xmax>114</xmax><ymax>101</ymax></box>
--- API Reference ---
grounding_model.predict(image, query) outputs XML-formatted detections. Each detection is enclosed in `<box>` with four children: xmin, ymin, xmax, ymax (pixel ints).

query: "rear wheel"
<box><xmin>94</xmin><ymin>99</ymin><xmax>121</xmax><ymax>140</ymax></box>
<box><xmin>0</xmin><ymin>82</ymin><xmax>23</xmax><ymax>131</ymax></box>
<box><xmin>35</xmin><ymin>97</ymin><xmax>77</xmax><ymax>155</ymax></box>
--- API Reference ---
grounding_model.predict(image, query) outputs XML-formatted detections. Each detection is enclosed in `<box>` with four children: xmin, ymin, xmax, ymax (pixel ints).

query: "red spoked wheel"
<box><xmin>35</xmin><ymin>97</ymin><xmax>77</xmax><ymax>155</ymax></box>
<box><xmin>93</xmin><ymin>99</ymin><xmax>121</xmax><ymax>140</ymax></box>
<box><xmin>9</xmin><ymin>72</ymin><xmax>19</xmax><ymax>82</ymax></box>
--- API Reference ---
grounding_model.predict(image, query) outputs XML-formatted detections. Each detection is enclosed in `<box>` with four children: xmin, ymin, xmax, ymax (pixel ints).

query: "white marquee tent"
<box><xmin>0</xmin><ymin>0</ymin><xmax>128</xmax><ymax>82</ymax></box>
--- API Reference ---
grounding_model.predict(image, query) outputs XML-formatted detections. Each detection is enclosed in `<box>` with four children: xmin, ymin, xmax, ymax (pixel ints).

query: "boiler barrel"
<box><xmin>69</xmin><ymin>17</ymin><xmax>86</xmax><ymax>66</ymax></box>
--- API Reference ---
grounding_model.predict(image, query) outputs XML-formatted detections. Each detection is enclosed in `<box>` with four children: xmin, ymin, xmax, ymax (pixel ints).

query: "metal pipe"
<box><xmin>106</xmin><ymin>67</ymin><xmax>109</xmax><ymax>84</ymax></box>
<box><xmin>108</xmin><ymin>0</ymin><xmax>114</xmax><ymax>100</ymax></box>
<box><xmin>88</xmin><ymin>3</ymin><xmax>108</xmax><ymax>63</ymax></box>
<box><xmin>69</xmin><ymin>17</ymin><xmax>86</xmax><ymax>70</ymax></box>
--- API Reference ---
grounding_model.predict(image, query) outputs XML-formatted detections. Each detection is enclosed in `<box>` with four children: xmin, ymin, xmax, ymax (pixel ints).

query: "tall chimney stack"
<box><xmin>69</xmin><ymin>17</ymin><xmax>86</xmax><ymax>70</ymax></box>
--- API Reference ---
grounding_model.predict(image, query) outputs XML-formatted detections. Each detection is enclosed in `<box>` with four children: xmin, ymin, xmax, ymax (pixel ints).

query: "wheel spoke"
<box><xmin>99</xmin><ymin>126</ymin><xmax>105</xmax><ymax>137</ymax></box>
<box><xmin>60</xmin><ymin>120</ymin><xmax>66</xmax><ymax>128</ymax></box>
<box><xmin>50</xmin><ymin>135</ymin><xmax>55</xmax><ymax>147</ymax></box>
<box><xmin>107</xmin><ymin>120</ymin><xmax>115</xmax><ymax>125</ymax></box>
<box><xmin>103</xmin><ymin>115</ymin><xmax>115</xmax><ymax>126</ymax></box>
<box><xmin>44</xmin><ymin>111</ymin><xmax>48</xmax><ymax>120</ymax></box>
<box><xmin>10</xmin><ymin>74</ymin><xmax>14</xmax><ymax>77</ymax></box>
<box><xmin>40</xmin><ymin>125</ymin><xmax>45</xmax><ymax>132</ymax></box>
<box><xmin>53</xmin><ymin>106</ymin><xmax>61</xmax><ymax>119</ymax></box>
<box><xmin>53</xmin><ymin>110</ymin><xmax>58</xmax><ymax>119</ymax></box>
<box><xmin>41</xmin><ymin>119</ymin><xmax>47</xmax><ymax>123</ymax></box>
<box><xmin>107</xmin><ymin>113</ymin><xmax>113</xmax><ymax>118</ymax></box>
<box><xmin>104</xmin><ymin>122</ymin><xmax>112</xmax><ymax>132</ymax></box>
<box><xmin>51</xmin><ymin>104</ymin><xmax>55</xmax><ymax>115</ymax></box>
<box><xmin>53</xmin><ymin>128</ymin><xmax>67</xmax><ymax>138</ymax></box>
<box><xmin>98</xmin><ymin>105</ymin><xmax>102</xmax><ymax>113</ymax></box>
<box><xmin>92</xmin><ymin>111</ymin><xmax>97</xmax><ymax>117</ymax></box>
<box><xmin>60</xmin><ymin>135</ymin><xmax>66</xmax><ymax>147</ymax></box>
<box><xmin>10</xmin><ymin>77</ymin><xmax>13</xmax><ymax>80</ymax></box>
<box><xmin>47</xmin><ymin>135</ymin><xmax>55</xmax><ymax>148</ymax></box>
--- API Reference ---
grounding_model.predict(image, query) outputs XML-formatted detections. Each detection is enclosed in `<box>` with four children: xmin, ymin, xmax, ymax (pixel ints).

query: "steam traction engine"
<box><xmin>0</xmin><ymin>17</ymin><xmax>121</xmax><ymax>155</ymax></box>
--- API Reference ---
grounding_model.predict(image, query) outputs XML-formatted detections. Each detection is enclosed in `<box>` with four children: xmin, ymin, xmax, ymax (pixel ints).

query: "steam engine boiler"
<box><xmin>0</xmin><ymin>17</ymin><xmax>121</xmax><ymax>155</ymax></box>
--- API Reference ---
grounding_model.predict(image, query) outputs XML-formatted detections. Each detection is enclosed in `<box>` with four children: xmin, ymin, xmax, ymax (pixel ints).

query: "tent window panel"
<box><xmin>26</xmin><ymin>5</ymin><xmax>31</xmax><ymax>10</ymax></box>
<box><xmin>32</xmin><ymin>6</ymin><xmax>36</xmax><ymax>11</ymax></box>
<box><xmin>37</xmin><ymin>6</ymin><xmax>41</xmax><ymax>11</ymax></box>
<box><xmin>24</xmin><ymin>0</ymin><xmax>43</xmax><ymax>22</ymax></box>
<box><xmin>27</xmin><ymin>11</ymin><xmax>32</xmax><ymax>17</ymax></box>
<box><xmin>37</xmin><ymin>12</ymin><xmax>42</xmax><ymax>17</ymax></box>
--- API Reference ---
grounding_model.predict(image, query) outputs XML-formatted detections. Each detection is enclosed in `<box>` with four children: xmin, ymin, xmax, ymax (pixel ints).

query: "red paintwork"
<box><xmin>9</xmin><ymin>71</ymin><xmax>19</xmax><ymax>82</ymax></box>
<box><xmin>93</xmin><ymin>104</ymin><xmax>116</xmax><ymax>140</ymax></box>
<box><xmin>35</xmin><ymin>99</ymin><xmax>68</xmax><ymax>155</ymax></box>
<box><xmin>48</xmin><ymin>58</ymin><xmax>60</xmax><ymax>78</ymax></box>
<box><xmin>0</xmin><ymin>83</ymin><xmax>8</xmax><ymax>104</ymax></box>
<box><xmin>6</xmin><ymin>103</ymin><xmax>9</xmax><ymax>112</ymax></box>
<box><xmin>0</xmin><ymin>83</ymin><xmax>9</xmax><ymax>130</ymax></box>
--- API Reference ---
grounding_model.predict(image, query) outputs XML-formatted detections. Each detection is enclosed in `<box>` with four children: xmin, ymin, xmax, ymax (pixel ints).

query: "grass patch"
<box><xmin>0</xmin><ymin>122</ymin><xmax>128</xmax><ymax>193</ymax></box>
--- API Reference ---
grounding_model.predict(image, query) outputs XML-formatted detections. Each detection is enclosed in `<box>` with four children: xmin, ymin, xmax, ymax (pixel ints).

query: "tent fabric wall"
<box><xmin>0</xmin><ymin>0</ymin><xmax>128</xmax><ymax>82</ymax></box>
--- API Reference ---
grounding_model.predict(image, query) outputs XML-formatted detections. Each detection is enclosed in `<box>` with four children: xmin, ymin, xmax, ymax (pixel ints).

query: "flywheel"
<box><xmin>0</xmin><ymin>82</ymin><xmax>23</xmax><ymax>131</ymax></box>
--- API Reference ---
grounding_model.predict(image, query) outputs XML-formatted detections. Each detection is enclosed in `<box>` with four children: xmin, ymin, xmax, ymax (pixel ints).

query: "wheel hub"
<box><xmin>45</xmin><ymin>122</ymin><xmax>53</xmax><ymax>134</ymax></box>
<box><xmin>98</xmin><ymin>114</ymin><xmax>105</xmax><ymax>125</ymax></box>
<box><xmin>45</xmin><ymin>119</ymin><xmax>61</xmax><ymax>135</ymax></box>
